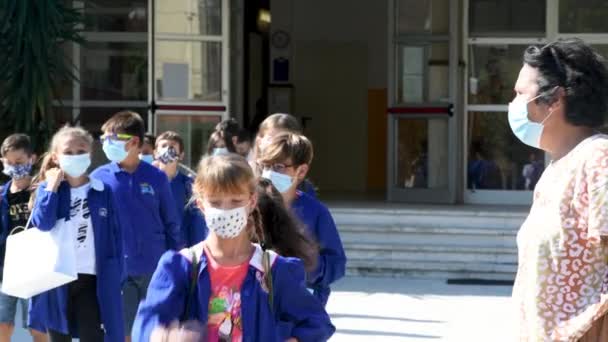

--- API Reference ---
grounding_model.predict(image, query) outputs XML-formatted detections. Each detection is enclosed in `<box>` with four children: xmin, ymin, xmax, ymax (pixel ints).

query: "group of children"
<box><xmin>0</xmin><ymin>111</ymin><xmax>346</xmax><ymax>341</ymax></box>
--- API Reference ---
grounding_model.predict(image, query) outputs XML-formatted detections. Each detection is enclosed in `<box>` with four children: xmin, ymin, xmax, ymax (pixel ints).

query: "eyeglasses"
<box><xmin>258</xmin><ymin>162</ymin><xmax>294</xmax><ymax>174</ymax></box>
<box><xmin>99</xmin><ymin>133</ymin><xmax>133</xmax><ymax>144</ymax></box>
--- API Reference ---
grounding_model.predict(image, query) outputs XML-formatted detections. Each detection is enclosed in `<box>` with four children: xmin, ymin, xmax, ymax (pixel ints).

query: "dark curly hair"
<box><xmin>255</xmin><ymin>178</ymin><xmax>319</xmax><ymax>273</ymax></box>
<box><xmin>523</xmin><ymin>38</ymin><xmax>608</xmax><ymax>128</ymax></box>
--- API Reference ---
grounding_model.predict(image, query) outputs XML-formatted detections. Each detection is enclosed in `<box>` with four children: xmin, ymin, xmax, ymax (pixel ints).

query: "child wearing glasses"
<box><xmin>257</xmin><ymin>132</ymin><xmax>346</xmax><ymax>307</ymax></box>
<box><xmin>90</xmin><ymin>111</ymin><xmax>184</xmax><ymax>342</ymax></box>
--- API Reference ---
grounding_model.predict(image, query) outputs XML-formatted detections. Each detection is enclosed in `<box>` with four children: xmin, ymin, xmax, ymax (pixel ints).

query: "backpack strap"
<box><xmin>179</xmin><ymin>243</ymin><xmax>204</xmax><ymax>321</ymax></box>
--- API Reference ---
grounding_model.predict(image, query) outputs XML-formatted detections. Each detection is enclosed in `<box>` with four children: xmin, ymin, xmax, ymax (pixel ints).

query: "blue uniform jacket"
<box><xmin>91</xmin><ymin>161</ymin><xmax>184</xmax><ymax>276</ymax></box>
<box><xmin>0</xmin><ymin>181</ymin><xmax>15</xmax><ymax>274</ymax></box>
<box><xmin>132</xmin><ymin>244</ymin><xmax>335</xmax><ymax>342</ymax></box>
<box><xmin>28</xmin><ymin>179</ymin><xmax>124</xmax><ymax>341</ymax></box>
<box><xmin>291</xmin><ymin>191</ymin><xmax>346</xmax><ymax>306</ymax></box>
<box><xmin>169</xmin><ymin>173</ymin><xmax>207</xmax><ymax>246</ymax></box>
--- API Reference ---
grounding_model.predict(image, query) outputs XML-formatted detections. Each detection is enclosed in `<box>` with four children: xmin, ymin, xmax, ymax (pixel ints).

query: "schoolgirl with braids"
<box><xmin>132</xmin><ymin>154</ymin><xmax>334</xmax><ymax>342</ymax></box>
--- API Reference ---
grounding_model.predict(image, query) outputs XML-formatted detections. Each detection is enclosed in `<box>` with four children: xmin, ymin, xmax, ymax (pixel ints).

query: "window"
<box><xmin>559</xmin><ymin>0</ymin><xmax>608</xmax><ymax>33</ymax></box>
<box><xmin>469</xmin><ymin>0</ymin><xmax>546</xmax><ymax>37</ymax></box>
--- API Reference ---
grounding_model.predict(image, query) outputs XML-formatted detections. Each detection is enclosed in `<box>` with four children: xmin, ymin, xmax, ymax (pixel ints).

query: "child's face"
<box><xmin>235</xmin><ymin>141</ymin><xmax>251</xmax><ymax>157</ymax></box>
<box><xmin>260</xmin><ymin>158</ymin><xmax>309</xmax><ymax>186</ymax></box>
<box><xmin>155</xmin><ymin>139</ymin><xmax>182</xmax><ymax>156</ymax></box>
<box><xmin>155</xmin><ymin>139</ymin><xmax>183</xmax><ymax>163</ymax></box>
<box><xmin>201</xmin><ymin>190</ymin><xmax>255</xmax><ymax>211</ymax></box>
<box><xmin>53</xmin><ymin>137</ymin><xmax>91</xmax><ymax>160</ymax></box>
<box><xmin>2</xmin><ymin>149</ymin><xmax>33</xmax><ymax>167</ymax></box>
<box><xmin>102</xmin><ymin>130</ymin><xmax>140</xmax><ymax>153</ymax></box>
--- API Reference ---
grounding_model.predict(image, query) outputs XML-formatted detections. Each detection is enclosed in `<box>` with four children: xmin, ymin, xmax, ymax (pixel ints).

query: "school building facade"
<box><xmin>54</xmin><ymin>0</ymin><xmax>608</xmax><ymax>278</ymax></box>
<box><xmin>57</xmin><ymin>0</ymin><xmax>608</xmax><ymax>206</ymax></box>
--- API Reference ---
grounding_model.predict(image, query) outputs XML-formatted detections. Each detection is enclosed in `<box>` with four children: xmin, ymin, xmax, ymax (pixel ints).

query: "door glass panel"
<box><xmin>396</xmin><ymin>117</ymin><xmax>449</xmax><ymax>189</ymax></box>
<box><xmin>396</xmin><ymin>0</ymin><xmax>449</xmax><ymax>35</ymax></box>
<box><xmin>467</xmin><ymin>111</ymin><xmax>545</xmax><ymax>190</ymax></box>
<box><xmin>81</xmin><ymin>42</ymin><xmax>148</xmax><ymax>101</ymax></box>
<box><xmin>469</xmin><ymin>0</ymin><xmax>546</xmax><ymax>37</ymax></box>
<box><xmin>559</xmin><ymin>0</ymin><xmax>608</xmax><ymax>33</ymax></box>
<box><xmin>397</xmin><ymin>43</ymin><xmax>449</xmax><ymax>104</ymax></box>
<box><xmin>156</xmin><ymin>0</ymin><xmax>222</xmax><ymax>35</ymax></box>
<box><xmin>84</xmin><ymin>0</ymin><xmax>148</xmax><ymax>32</ymax></box>
<box><xmin>155</xmin><ymin>41</ymin><xmax>222</xmax><ymax>101</ymax></box>
<box><xmin>468</xmin><ymin>44</ymin><xmax>527</xmax><ymax>105</ymax></box>
<box><xmin>156</xmin><ymin>114</ymin><xmax>221</xmax><ymax>167</ymax></box>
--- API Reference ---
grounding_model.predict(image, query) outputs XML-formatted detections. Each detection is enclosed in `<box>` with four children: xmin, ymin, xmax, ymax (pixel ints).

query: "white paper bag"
<box><xmin>1</xmin><ymin>221</ymin><xmax>77</xmax><ymax>299</ymax></box>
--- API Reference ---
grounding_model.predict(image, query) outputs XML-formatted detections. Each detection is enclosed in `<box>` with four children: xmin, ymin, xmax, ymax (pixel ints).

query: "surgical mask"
<box><xmin>262</xmin><ymin>169</ymin><xmax>293</xmax><ymax>193</ymax></box>
<box><xmin>204</xmin><ymin>205</ymin><xmax>248</xmax><ymax>239</ymax></box>
<box><xmin>102</xmin><ymin>140</ymin><xmax>128</xmax><ymax>163</ymax></box>
<box><xmin>2</xmin><ymin>162</ymin><xmax>32</xmax><ymax>180</ymax></box>
<box><xmin>508</xmin><ymin>88</ymin><xmax>557</xmax><ymax>149</ymax></box>
<box><xmin>59</xmin><ymin>153</ymin><xmax>91</xmax><ymax>178</ymax></box>
<box><xmin>139</xmin><ymin>154</ymin><xmax>154</xmax><ymax>164</ymax></box>
<box><xmin>212</xmin><ymin>147</ymin><xmax>229</xmax><ymax>156</ymax></box>
<box><xmin>157</xmin><ymin>147</ymin><xmax>178</xmax><ymax>164</ymax></box>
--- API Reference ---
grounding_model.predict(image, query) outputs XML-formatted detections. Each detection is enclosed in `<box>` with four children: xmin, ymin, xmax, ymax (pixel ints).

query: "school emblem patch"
<box><xmin>99</xmin><ymin>208</ymin><xmax>108</xmax><ymax>217</ymax></box>
<box><xmin>140</xmin><ymin>183</ymin><xmax>155</xmax><ymax>196</ymax></box>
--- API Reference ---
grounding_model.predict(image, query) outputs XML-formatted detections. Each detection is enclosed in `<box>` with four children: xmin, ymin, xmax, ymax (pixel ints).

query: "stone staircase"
<box><xmin>329</xmin><ymin>204</ymin><xmax>528</xmax><ymax>281</ymax></box>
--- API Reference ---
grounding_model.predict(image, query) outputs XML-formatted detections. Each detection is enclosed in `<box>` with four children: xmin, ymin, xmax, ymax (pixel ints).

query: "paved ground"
<box><xmin>11</xmin><ymin>276</ymin><xmax>515</xmax><ymax>341</ymax></box>
<box><xmin>326</xmin><ymin>276</ymin><xmax>515</xmax><ymax>342</ymax></box>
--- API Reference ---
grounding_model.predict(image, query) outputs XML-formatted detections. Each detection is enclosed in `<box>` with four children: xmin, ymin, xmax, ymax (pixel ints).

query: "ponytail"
<box><xmin>254</xmin><ymin>178</ymin><xmax>319</xmax><ymax>273</ymax></box>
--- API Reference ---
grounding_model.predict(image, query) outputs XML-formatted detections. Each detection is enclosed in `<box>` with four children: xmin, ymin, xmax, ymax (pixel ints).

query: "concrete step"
<box><xmin>329</xmin><ymin>205</ymin><xmax>525</xmax><ymax>280</ymax></box>
<box><xmin>330</xmin><ymin>206</ymin><xmax>527</xmax><ymax>230</ymax></box>
<box><xmin>343</xmin><ymin>242</ymin><xmax>517</xmax><ymax>264</ymax></box>
<box><xmin>339</xmin><ymin>225</ymin><xmax>518</xmax><ymax>248</ymax></box>
<box><xmin>346</xmin><ymin>258</ymin><xmax>517</xmax><ymax>281</ymax></box>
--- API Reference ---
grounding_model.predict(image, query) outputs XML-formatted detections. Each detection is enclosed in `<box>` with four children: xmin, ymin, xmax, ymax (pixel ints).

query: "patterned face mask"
<box><xmin>204</xmin><ymin>205</ymin><xmax>248</xmax><ymax>239</ymax></box>
<box><xmin>3</xmin><ymin>162</ymin><xmax>32</xmax><ymax>180</ymax></box>
<box><xmin>157</xmin><ymin>147</ymin><xmax>179</xmax><ymax>164</ymax></box>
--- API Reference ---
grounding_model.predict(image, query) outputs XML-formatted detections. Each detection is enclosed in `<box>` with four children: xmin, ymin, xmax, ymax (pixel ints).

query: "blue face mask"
<box><xmin>212</xmin><ymin>147</ymin><xmax>229</xmax><ymax>156</ymax></box>
<box><xmin>262</xmin><ymin>169</ymin><xmax>293</xmax><ymax>193</ymax></box>
<box><xmin>59</xmin><ymin>153</ymin><xmax>91</xmax><ymax>178</ymax></box>
<box><xmin>508</xmin><ymin>91</ymin><xmax>556</xmax><ymax>149</ymax></box>
<box><xmin>102</xmin><ymin>140</ymin><xmax>128</xmax><ymax>163</ymax></box>
<box><xmin>139</xmin><ymin>154</ymin><xmax>154</xmax><ymax>164</ymax></box>
<box><xmin>2</xmin><ymin>162</ymin><xmax>32</xmax><ymax>180</ymax></box>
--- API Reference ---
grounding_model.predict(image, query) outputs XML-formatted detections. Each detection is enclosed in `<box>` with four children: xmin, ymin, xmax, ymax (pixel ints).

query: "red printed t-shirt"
<box><xmin>205</xmin><ymin>248</ymin><xmax>249</xmax><ymax>342</ymax></box>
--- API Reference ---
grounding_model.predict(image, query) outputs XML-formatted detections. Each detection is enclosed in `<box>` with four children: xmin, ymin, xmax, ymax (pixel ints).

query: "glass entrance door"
<box><xmin>152</xmin><ymin>0</ymin><xmax>230</xmax><ymax>167</ymax></box>
<box><xmin>387</xmin><ymin>0</ymin><xmax>460</xmax><ymax>203</ymax></box>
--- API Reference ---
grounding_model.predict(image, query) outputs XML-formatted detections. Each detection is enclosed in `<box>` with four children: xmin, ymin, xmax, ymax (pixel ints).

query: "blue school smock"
<box><xmin>298</xmin><ymin>179</ymin><xmax>317</xmax><ymax>197</ymax></box>
<box><xmin>169</xmin><ymin>173</ymin><xmax>207</xmax><ymax>246</ymax></box>
<box><xmin>132</xmin><ymin>244</ymin><xmax>335</xmax><ymax>342</ymax></box>
<box><xmin>27</xmin><ymin>179</ymin><xmax>124</xmax><ymax>341</ymax></box>
<box><xmin>0</xmin><ymin>180</ymin><xmax>14</xmax><ymax>274</ymax></box>
<box><xmin>291</xmin><ymin>191</ymin><xmax>346</xmax><ymax>306</ymax></box>
<box><xmin>91</xmin><ymin>161</ymin><xmax>184</xmax><ymax>276</ymax></box>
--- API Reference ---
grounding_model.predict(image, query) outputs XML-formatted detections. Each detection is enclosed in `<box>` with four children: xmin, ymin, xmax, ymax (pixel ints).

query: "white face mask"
<box><xmin>204</xmin><ymin>205</ymin><xmax>248</xmax><ymax>239</ymax></box>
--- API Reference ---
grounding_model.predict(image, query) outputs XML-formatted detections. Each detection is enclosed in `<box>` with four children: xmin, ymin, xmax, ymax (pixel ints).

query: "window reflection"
<box><xmin>467</xmin><ymin>112</ymin><xmax>545</xmax><ymax>190</ymax></box>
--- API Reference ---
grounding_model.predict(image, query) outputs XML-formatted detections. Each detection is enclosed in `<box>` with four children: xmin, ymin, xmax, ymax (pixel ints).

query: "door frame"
<box><xmin>149</xmin><ymin>0</ymin><xmax>231</xmax><ymax>134</ymax></box>
<box><xmin>386</xmin><ymin>0</ymin><xmax>460</xmax><ymax>203</ymax></box>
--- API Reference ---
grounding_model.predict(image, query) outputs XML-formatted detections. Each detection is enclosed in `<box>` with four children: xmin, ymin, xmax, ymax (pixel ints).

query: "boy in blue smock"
<box><xmin>258</xmin><ymin>132</ymin><xmax>346</xmax><ymax>306</ymax></box>
<box><xmin>153</xmin><ymin>131</ymin><xmax>207</xmax><ymax>246</ymax></box>
<box><xmin>90</xmin><ymin>111</ymin><xmax>183</xmax><ymax>340</ymax></box>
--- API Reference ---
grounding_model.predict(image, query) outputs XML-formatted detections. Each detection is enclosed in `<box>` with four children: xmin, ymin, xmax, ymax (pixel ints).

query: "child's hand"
<box><xmin>286</xmin><ymin>338</ymin><xmax>299</xmax><ymax>342</ymax></box>
<box><xmin>45</xmin><ymin>168</ymin><xmax>64</xmax><ymax>192</ymax></box>
<box><xmin>150</xmin><ymin>321</ymin><xmax>203</xmax><ymax>342</ymax></box>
